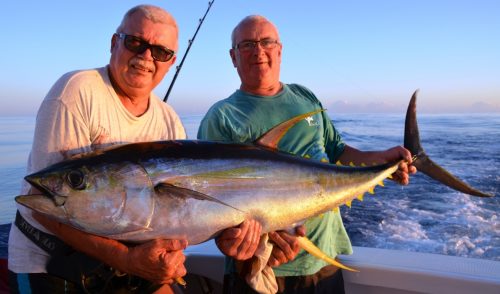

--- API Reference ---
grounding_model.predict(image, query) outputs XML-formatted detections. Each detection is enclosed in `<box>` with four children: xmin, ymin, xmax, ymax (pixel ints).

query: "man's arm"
<box><xmin>338</xmin><ymin>145</ymin><xmax>417</xmax><ymax>185</ymax></box>
<box><xmin>34</xmin><ymin>213</ymin><xmax>187</xmax><ymax>284</ymax></box>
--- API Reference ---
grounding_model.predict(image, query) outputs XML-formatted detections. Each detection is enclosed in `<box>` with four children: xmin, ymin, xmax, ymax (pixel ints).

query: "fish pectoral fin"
<box><xmin>296</xmin><ymin>236</ymin><xmax>359</xmax><ymax>272</ymax></box>
<box><xmin>155</xmin><ymin>183</ymin><xmax>244</xmax><ymax>212</ymax></box>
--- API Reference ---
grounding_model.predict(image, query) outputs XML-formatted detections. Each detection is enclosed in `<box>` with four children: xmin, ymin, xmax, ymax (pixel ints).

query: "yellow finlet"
<box><xmin>320</xmin><ymin>158</ymin><xmax>329</xmax><ymax>163</ymax></box>
<box><xmin>349</xmin><ymin>162</ymin><xmax>355</xmax><ymax>167</ymax></box>
<box><xmin>297</xmin><ymin>236</ymin><xmax>358</xmax><ymax>272</ymax></box>
<box><xmin>345</xmin><ymin>200</ymin><xmax>352</xmax><ymax>208</ymax></box>
<box><xmin>368</xmin><ymin>187</ymin><xmax>375</xmax><ymax>194</ymax></box>
<box><xmin>378</xmin><ymin>181</ymin><xmax>385</xmax><ymax>187</ymax></box>
<box><xmin>387</xmin><ymin>174</ymin><xmax>393</xmax><ymax>179</ymax></box>
<box><xmin>332</xmin><ymin>207</ymin><xmax>340</xmax><ymax>213</ymax></box>
<box><xmin>361</xmin><ymin>163</ymin><xmax>366</xmax><ymax>167</ymax></box>
<box><xmin>176</xmin><ymin>277</ymin><xmax>186</xmax><ymax>286</ymax></box>
<box><xmin>336</xmin><ymin>160</ymin><xmax>343</xmax><ymax>166</ymax></box>
<box><xmin>357</xmin><ymin>195</ymin><xmax>364</xmax><ymax>201</ymax></box>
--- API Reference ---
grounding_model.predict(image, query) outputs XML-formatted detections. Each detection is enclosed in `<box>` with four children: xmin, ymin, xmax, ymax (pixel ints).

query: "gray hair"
<box><xmin>116</xmin><ymin>4</ymin><xmax>177</xmax><ymax>33</ymax></box>
<box><xmin>231</xmin><ymin>15</ymin><xmax>279</xmax><ymax>47</ymax></box>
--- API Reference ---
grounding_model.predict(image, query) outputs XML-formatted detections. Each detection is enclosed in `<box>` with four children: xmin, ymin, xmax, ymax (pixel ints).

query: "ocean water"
<box><xmin>0</xmin><ymin>114</ymin><xmax>498</xmax><ymax>261</ymax></box>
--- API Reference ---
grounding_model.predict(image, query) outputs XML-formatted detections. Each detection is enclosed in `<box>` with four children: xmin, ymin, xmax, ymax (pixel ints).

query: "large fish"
<box><xmin>16</xmin><ymin>91</ymin><xmax>493</xmax><ymax>270</ymax></box>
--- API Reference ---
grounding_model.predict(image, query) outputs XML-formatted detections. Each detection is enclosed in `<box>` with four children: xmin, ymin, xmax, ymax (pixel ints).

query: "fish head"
<box><xmin>19</xmin><ymin>158</ymin><xmax>155</xmax><ymax>235</ymax></box>
<box><xmin>24</xmin><ymin>165</ymin><xmax>88</xmax><ymax>207</ymax></box>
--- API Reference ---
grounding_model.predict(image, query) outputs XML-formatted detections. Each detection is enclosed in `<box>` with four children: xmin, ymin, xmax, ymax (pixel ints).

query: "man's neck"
<box><xmin>108</xmin><ymin>68</ymin><xmax>150</xmax><ymax>117</ymax></box>
<box><xmin>240</xmin><ymin>82</ymin><xmax>283</xmax><ymax>97</ymax></box>
<box><xmin>117</xmin><ymin>94</ymin><xmax>150</xmax><ymax>117</ymax></box>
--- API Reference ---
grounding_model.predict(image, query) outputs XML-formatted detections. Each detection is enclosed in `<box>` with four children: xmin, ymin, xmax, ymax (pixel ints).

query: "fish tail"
<box><xmin>404</xmin><ymin>90</ymin><xmax>493</xmax><ymax>198</ymax></box>
<box><xmin>296</xmin><ymin>236</ymin><xmax>358</xmax><ymax>272</ymax></box>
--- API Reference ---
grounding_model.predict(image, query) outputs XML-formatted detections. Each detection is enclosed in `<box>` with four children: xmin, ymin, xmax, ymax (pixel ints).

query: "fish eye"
<box><xmin>66</xmin><ymin>170</ymin><xmax>87</xmax><ymax>190</ymax></box>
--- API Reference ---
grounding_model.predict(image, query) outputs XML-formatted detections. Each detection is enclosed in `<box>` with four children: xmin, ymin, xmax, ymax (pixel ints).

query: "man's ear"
<box><xmin>166</xmin><ymin>55</ymin><xmax>177</xmax><ymax>69</ymax></box>
<box><xmin>110</xmin><ymin>34</ymin><xmax>118</xmax><ymax>53</ymax></box>
<box><xmin>229</xmin><ymin>48</ymin><xmax>237</xmax><ymax>68</ymax></box>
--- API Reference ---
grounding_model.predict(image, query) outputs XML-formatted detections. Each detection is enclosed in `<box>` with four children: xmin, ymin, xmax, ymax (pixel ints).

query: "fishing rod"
<box><xmin>163</xmin><ymin>0</ymin><xmax>215</xmax><ymax>102</ymax></box>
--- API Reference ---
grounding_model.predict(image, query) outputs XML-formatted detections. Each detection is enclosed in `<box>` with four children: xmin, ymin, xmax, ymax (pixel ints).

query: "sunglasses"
<box><xmin>116</xmin><ymin>33</ymin><xmax>175</xmax><ymax>62</ymax></box>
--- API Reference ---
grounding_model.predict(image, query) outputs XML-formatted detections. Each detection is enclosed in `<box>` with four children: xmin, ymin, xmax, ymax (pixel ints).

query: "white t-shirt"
<box><xmin>8</xmin><ymin>66</ymin><xmax>186</xmax><ymax>273</ymax></box>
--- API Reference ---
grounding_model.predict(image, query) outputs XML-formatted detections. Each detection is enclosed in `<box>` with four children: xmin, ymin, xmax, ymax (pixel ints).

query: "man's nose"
<box><xmin>138</xmin><ymin>47</ymin><xmax>154</xmax><ymax>60</ymax></box>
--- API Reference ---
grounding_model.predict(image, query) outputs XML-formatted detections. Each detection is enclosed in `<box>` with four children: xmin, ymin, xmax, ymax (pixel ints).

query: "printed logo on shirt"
<box><xmin>305</xmin><ymin>116</ymin><xmax>319</xmax><ymax>127</ymax></box>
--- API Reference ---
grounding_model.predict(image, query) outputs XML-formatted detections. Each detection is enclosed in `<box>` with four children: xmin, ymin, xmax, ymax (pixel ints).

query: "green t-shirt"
<box><xmin>197</xmin><ymin>83</ymin><xmax>353</xmax><ymax>276</ymax></box>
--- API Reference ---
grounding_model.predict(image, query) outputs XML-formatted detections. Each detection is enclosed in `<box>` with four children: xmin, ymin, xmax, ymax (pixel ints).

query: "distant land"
<box><xmin>327</xmin><ymin>100</ymin><xmax>500</xmax><ymax>114</ymax></box>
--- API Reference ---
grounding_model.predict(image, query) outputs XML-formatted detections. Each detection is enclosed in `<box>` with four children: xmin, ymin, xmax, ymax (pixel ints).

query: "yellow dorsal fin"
<box><xmin>255</xmin><ymin>109</ymin><xmax>324</xmax><ymax>149</ymax></box>
<box><xmin>297</xmin><ymin>236</ymin><xmax>358</xmax><ymax>272</ymax></box>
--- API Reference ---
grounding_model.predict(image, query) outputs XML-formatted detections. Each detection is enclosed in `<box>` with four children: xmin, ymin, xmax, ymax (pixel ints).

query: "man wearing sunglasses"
<box><xmin>198</xmin><ymin>15</ymin><xmax>416</xmax><ymax>294</ymax></box>
<box><xmin>9</xmin><ymin>5</ymin><xmax>187</xmax><ymax>293</ymax></box>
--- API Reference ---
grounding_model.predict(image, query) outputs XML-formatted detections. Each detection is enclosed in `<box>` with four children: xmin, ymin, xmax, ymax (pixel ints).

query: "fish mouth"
<box><xmin>24</xmin><ymin>172</ymin><xmax>68</xmax><ymax>206</ymax></box>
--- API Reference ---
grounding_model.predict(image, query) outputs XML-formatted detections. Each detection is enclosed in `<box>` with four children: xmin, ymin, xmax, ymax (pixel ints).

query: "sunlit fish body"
<box><xmin>18</xmin><ymin>128</ymin><xmax>400</xmax><ymax>244</ymax></box>
<box><xmin>16</xmin><ymin>91</ymin><xmax>493</xmax><ymax>270</ymax></box>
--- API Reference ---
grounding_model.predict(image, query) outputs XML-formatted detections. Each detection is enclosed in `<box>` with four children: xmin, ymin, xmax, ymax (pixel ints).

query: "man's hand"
<box><xmin>215</xmin><ymin>219</ymin><xmax>262</xmax><ymax>260</ymax></box>
<box><xmin>383</xmin><ymin>146</ymin><xmax>417</xmax><ymax>185</ymax></box>
<box><xmin>267</xmin><ymin>225</ymin><xmax>305</xmax><ymax>267</ymax></box>
<box><xmin>125</xmin><ymin>239</ymin><xmax>187</xmax><ymax>284</ymax></box>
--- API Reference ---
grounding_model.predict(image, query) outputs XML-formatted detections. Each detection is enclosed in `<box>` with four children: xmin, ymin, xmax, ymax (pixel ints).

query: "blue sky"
<box><xmin>1</xmin><ymin>0</ymin><xmax>499</xmax><ymax>116</ymax></box>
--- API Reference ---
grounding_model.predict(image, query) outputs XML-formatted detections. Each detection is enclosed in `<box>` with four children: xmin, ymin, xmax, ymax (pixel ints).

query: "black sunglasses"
<box><xmin>116</xmin><ymin>33</ymin><xmax>175</xmax><ymax>62</ymax></box>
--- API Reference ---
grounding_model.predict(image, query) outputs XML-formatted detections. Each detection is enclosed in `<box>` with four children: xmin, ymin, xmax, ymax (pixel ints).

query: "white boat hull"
<box><xmin>183</xmin><ymin>241</ymin><xmax>500</xmax><ymax>294</ymax></box>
